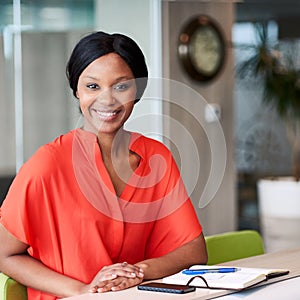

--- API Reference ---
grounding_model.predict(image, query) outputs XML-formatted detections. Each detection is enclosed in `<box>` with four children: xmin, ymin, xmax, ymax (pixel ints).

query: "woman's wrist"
<box><xmin>63</xmin><ymin>281</ymin><xmax>90</xmax><ymax>297</ymax></box>
<box><xmin>135</xmin><ymin>262</ymin><xmax>150</xmax><ymax>279</ymax></box>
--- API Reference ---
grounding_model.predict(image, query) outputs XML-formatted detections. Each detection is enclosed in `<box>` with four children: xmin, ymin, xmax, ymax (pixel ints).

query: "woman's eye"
<box><xmin>114</xmin><ymin>82</ymin><xmax>130</xmax><ymax>91</ymax></box>
<box><xmin>87</xmin><ymin>84</ymin><xmax>99</xmax><ymax>90</ymax></box>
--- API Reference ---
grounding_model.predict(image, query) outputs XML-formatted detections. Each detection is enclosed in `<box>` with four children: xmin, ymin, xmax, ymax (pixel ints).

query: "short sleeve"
<box><xmin>0</xmin><ymin>145</ymin><xmax>56</xmax><ymax>246</ymax></box>
<box><xmin>144</xmin><ymin>147</ymin><xmax>202</xmax><ymax>258</ymax></box>
<box><xmin>146</xmin><ymin>198</ymin><xmax>202</xmax><ymax>258</ymax></box>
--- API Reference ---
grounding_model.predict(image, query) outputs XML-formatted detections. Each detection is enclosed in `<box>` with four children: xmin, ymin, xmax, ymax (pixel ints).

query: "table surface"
<box><xmin>218</xmin><ymin>247</ymin><xmax>300</xmax><ymax>299</ymax></box>
<box><xmin>217</xmin><ymin>276</ymin><xmax>300</xmax><ymax>299</ymax></box>
<box><xmin>61</xmin><ymin>247</ymin><xmax>300</xmax><ymax>300</ymax></box>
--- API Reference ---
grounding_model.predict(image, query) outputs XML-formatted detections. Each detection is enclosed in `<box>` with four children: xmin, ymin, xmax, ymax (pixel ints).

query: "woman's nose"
<box><xmin>97</xmin><ymin>89</ymin><xmax>116</xmax><ymax>106</ymax></box>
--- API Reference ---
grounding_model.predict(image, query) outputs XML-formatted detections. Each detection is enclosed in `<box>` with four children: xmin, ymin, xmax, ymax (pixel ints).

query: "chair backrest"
<box><xmin>0</xmin><ymin>273</ymin><xmax>27</xmax><ymax>300</ymax></box>
<box><xmin>205</xmin><ymin>230</ymin><xmax>265</xmax><ymax>265</ymax></box>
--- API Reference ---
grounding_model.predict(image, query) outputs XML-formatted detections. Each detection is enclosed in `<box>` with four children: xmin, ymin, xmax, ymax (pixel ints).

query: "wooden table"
<box><xmin>61</xmin><ymin>247</ymin><xmax>300</xmax><ymax>300</ymax></box>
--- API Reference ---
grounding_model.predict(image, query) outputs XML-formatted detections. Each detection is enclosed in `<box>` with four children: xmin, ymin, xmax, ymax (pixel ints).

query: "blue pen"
<box><xmin>182</xmin><ymin>267</ymin><xmax>238</xmax><ymax>275</ymax></box>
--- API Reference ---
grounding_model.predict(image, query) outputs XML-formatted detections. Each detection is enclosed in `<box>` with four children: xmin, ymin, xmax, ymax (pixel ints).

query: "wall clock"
<box><xmin>178</xmin><ymin>15</ymin><xmax>226</xmax><ymax>82</ymax></box>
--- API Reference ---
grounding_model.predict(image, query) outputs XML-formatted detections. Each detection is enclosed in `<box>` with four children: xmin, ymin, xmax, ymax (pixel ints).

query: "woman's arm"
<box><xmin>0</xmin><ymin>224</ymin><xmax>143</xmax><ymax>298</ymax></box>
<box><xmin>136</xmin><ymin>233</ymin><xmax>207</xmax><ymax>280</ymax></box>
<box><xmin>93</xmin><ymin>233</ymin><xmax>207</xmax><ymax>292</ymax></box>
<box><xmin>0</xmin><ymin>224</ymin><xmax>90</xmax><ymax>298</ymax></box>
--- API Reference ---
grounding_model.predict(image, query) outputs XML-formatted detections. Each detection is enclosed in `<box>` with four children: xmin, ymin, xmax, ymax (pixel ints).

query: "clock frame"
<box><xmin>178</xmin><ymin>15</ymin><xmax>226</xmax><ymax>82</ymax></box>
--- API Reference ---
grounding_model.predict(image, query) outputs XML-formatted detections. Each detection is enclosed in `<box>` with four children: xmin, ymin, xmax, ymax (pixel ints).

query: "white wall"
<box><xmin>94</xmin><ymin>0</ymin><xmax>163</xmax><ymax>140</ymax></box>
<box><xmin>94</xmin><ymin>0</ymin><xmax>237</xmax><ymax>235</ymax></box>
<box><xmin>162</xmin><ymin>1</ymin><xmax>237</xmax><ymax>235</ymax></box>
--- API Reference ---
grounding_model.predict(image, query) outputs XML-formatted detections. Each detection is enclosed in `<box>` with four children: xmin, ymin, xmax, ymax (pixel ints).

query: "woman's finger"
<box><xmin>101</xmin><ymin>262</ymin><xmax>144</xmax><ymax>279</ymax></box>
<box><xmin>98</xmin><ymin>276</ymin><xmax>142</xmax><ymax>292</ymax></box>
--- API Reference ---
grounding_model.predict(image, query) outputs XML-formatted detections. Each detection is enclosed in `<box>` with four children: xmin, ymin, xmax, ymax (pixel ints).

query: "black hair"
<box><xmin>66</xmin><ymin>31</ymin><xmax>148</xmax><ymax>103</ymax></box>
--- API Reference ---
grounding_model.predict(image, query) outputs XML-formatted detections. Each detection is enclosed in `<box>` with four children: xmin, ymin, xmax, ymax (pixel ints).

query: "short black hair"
<box><xmin>66</xmin><ymin>31</ymin><xmax>148</xmax><ymax>102</ymax></box>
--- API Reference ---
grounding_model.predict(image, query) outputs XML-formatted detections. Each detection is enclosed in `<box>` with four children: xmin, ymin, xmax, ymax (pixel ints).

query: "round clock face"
<box><xmin>178</xmin><ymin>15</ymin><xmax>226</xmax><ymax>82</ymax></box>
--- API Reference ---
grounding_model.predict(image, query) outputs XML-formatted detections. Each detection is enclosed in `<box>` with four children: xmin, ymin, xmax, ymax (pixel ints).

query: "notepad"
<box><xmin>162</xmin><ymin>265</ymin><xmax>289</xmax><ymax>290</ymax></box>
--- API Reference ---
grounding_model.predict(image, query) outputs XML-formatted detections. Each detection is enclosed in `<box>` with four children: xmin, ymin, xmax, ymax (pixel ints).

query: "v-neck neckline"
<box><xmin>75</xmin><ymin>128</ymin><xmax>144</xmax><ymax>200</ymax></box>
<box><xmin>94</xmin><ymin>131</ymin><xmax>144</xmax><ymax>199</ymax></box>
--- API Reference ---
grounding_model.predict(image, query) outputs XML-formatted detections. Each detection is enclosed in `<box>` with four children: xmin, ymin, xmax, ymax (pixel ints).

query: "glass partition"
<box><xmin>0</xmin><ymin>0</ymin><xmax>95</xmax><ymax>204</ymax></box>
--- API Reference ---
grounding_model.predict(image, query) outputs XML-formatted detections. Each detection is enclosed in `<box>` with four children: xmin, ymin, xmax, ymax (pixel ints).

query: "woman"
<box><xmin>0</xmin><ymin>31</ymin><xmax>207</xmax><ymax>299</ymax></box>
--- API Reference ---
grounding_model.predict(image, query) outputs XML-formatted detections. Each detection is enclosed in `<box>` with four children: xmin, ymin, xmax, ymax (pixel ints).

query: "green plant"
<box><xmin>237</xmin><ymin>23</ymin><xmax>300</xmax><ymax>180</ymax></box>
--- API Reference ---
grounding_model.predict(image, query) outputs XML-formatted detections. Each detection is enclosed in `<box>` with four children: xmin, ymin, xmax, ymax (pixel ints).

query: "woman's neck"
<box><xmin>97</xmin><ymin>129</ymin><xmax>130</xmax><ymax>160</ymax></box>
<box><xmin>82</xmin><ymin>122</ymin><xmax>130</xmax><ymax>158</ymax></box>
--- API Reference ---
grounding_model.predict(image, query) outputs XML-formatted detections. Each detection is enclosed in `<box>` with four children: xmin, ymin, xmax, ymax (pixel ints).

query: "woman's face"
<box><xmin>77</xmin><ymin>53</ymin><xmax>137</xmax><ymax>135</ymax></box>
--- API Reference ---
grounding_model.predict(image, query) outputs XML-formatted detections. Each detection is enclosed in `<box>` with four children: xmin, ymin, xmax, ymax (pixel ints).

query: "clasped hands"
<box><xmin>88</xmin><ymin>262</ymin><xmax>144</xmax><ymax>293</ymax></box>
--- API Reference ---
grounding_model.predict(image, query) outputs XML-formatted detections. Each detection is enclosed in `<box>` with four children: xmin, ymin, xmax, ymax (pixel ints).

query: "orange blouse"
<box><xmin>0</xmin><ymin>129</ymin><xmax>202</xmax><ymax>300</ymax></box>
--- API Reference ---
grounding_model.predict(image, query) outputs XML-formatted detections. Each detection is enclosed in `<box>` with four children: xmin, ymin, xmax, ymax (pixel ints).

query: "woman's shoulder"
<box><xmin>131</xmin><ymin>133</ymin><xmax>172</xmax><ymax>156</ymax></box>
<box><xmin>37</xmin><ymin>129</ymin><xmax>74</xmax><ymax>155</ymax></box>
<box><xmin>22</xmin><ymin>130</ymin><xmax>76</xmax><ymax>175</ymax></box>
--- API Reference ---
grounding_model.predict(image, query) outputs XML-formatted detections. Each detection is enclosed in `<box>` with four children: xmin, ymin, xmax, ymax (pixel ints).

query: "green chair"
<box><xmin>205</xmin><ymin>230</ymin><xmax>265</xmax><ymax>265</ymax></box>
<box><xmin>0</xmin><ymin>273</ymin><xmax>27</xmax><ymax>300</ymax></box>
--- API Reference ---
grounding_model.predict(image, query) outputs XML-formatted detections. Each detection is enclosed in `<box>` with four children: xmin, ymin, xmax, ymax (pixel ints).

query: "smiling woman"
<box><xmin>76</xmin><ymin>54</ymin><xmax>137</xmax><ymax>136</ymax></box>
<box><xmin>0</xmin><ymin>31</ymin><xmax>207</xmax><ymax>300</ymax></box>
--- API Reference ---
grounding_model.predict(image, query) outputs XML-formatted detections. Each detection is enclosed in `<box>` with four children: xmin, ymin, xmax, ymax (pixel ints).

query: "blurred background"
<box><xmin>1</xmin><ymin>0</ymin><xmax>299</xmax><ymax>250</ymax></box>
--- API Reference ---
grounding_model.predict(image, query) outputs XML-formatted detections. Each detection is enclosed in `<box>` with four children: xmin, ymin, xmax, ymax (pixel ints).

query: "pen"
<box><xmin>182</xmin><ymin>267</ymin><xmax>239</xmax><ymax>275</ymax></box>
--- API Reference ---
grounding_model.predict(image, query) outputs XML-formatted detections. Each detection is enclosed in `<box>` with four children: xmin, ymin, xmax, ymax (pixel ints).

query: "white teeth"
<box><xmin>96</xmin><ymin>110</ymin><xmax>117</xmax><ymax>117</ymax></box>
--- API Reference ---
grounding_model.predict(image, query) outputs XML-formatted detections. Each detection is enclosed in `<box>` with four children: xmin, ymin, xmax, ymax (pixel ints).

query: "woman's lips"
<box><xmin>94</xmin><ymin>109</ymin><xmax>120</xmax><ymax>120</ymax></box>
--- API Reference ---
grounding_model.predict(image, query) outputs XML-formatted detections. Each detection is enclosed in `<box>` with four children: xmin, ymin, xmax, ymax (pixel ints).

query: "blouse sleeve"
<box><xmin>145</xmin><ymin>148</ymin><xmax>202</xmax><ymax>258</ymax></box>
<box><xmin>0</xmin><ymin>145</ymin><xmax>55</xmax><ymax>246</ymax></box>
